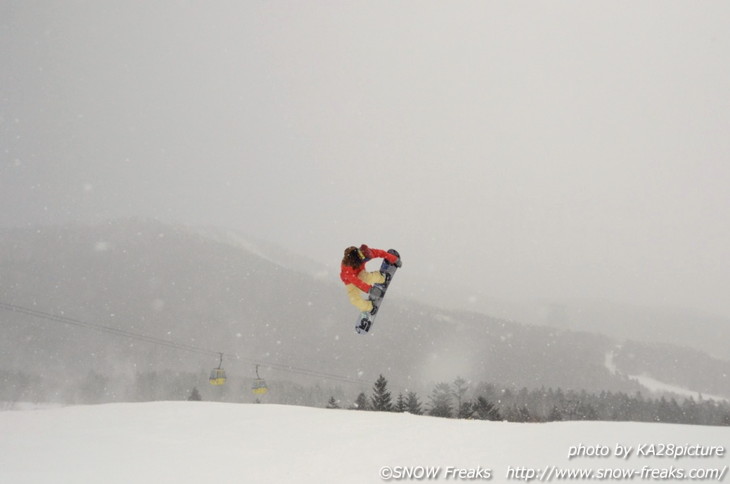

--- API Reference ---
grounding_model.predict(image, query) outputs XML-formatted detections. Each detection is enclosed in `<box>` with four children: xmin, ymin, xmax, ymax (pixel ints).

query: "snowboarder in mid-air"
<box><xmin>340</xmin><ymin>244</ymin><xmax>401</xmax><ymax>334</ymax></box>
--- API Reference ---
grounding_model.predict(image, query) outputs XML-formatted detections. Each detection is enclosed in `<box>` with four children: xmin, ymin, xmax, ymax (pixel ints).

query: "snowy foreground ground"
<box><xmin>0</xmin><ymin>402</ymin><xmax>728</xmax><ymax>484</ymax></box>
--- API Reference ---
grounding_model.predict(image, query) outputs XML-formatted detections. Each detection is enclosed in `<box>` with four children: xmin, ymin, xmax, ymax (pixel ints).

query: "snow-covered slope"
<box><xmin>0</xmin><ymin>402</ymin><xmax>727</xmax><ymax>484</ymax></box>
<box><xmin>604</xmin><ymin>351</ymin><xmax>728</xmax><ymax>402</ymax></box>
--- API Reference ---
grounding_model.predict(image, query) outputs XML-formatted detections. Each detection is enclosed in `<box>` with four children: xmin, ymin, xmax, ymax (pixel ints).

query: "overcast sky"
<box><xmin>2</xmin><ymin>1</ymin><xmax>729</xmax><ymax>318</ymax></box>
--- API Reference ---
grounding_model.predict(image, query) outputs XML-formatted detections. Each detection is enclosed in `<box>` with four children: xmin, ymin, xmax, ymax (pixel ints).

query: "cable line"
<box><xmin>0</xmin><ymin>301</ymin><xmax>220</xmax><ymax>357</ymax></box>
<box><xmin>0</xmin><ymin>301</ymin><xmax>362</xmax><ymax>385</ymax></box>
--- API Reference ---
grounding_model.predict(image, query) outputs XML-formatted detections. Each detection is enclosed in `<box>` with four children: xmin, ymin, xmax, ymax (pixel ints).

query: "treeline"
<box><xmin>329</xmin><ymin>375</ymin><xmax>730</xmax><ymax>427</ymax></box>
<box><xmin>3</xmin><ymin>369</ymin><xmax>728</xmax><ymax>426</ymax></box>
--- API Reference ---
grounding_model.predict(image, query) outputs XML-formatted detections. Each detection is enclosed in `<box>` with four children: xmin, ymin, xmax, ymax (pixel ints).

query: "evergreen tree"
<box><xmin>548</xmin><ymin>405</ymin><xmax>563</xmax><ymax>422</ymax></box>
<box><xmin>562</xmin><ymin>398</ymin><xmax>580</xmax><ymax>420</ymax></box>
<box><xmin>458</xmin><ymin>401</ymin><xmax>474</xmax><ymax>419</ymax></box>
<box><xmin>473</xmin><ymin>396</ymin><xmax>501</xmax><ymax>421</ymax></box>
<box><xmin>405</xmin><ymin>391</ymin><xmax>423</xmax><ymax>415</ymax></box>
<box><xmin>575</xmin><ymin>401</ymin><xmax>598</xmax><ymax>421</ymax></box>
<box><xmin>326</xmin><ymin>396</ymin><xmax>340</xmax><ymax>409</ymax></box>
<box><xmin>655</xmin><ymin>397</ymin><xmax>682</xmax><ymax>423</ymax></box>
<box><xmin>187</xmin><ymin>387</ymin><xmax>202</xmax><ymax>401</ymax></box>
<box><xmin>505</xmin><ymin>404</ymin><xmax>531</xmax><ymax>423</ymax></box>
<box><xmin>429</xmin><ymin>383</ymin><xmax>453</xmax><ymax>418</ymax></box>
<box><xmin>354</xmin><ymin>392</ymin><xmax>370</xmax><ymax>410</ymax></box>
<box><xmin>681</xmin><ymin>397</ymin><xmax>700</xmax><ymax>425</ymax></box>
<box><xmin>452</xmin><ymin>377</ymin><xmax>470</xmax><ymax>418</ymax></box>
<box><xmin>395</xmin><ymin>393</ymin><xmax>407</xmax><ymax>413</ymax></box>
<box><xmin>371</xmin><ymin>374</ymin><xmax>393</xmax><ymax>412</ymax></box>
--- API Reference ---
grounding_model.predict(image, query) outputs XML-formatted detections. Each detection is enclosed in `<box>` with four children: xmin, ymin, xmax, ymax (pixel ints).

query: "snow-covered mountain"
<box><xmin>530</xmin><ymin>300</ymin><xmax>730</xmax><ymax>361</ymax></box>
<box><xmin>1</xmin><ymin>219</ymin><xmax>728</xmax><ymax>403</ymax></box>
<box><xmin>186</xmin><ymin>224</ymin><xmax>330</xmax><ymax>279</ymax></box>
<box><xmin>0</xmin><ymin>402</ymin><xmax>728</xmax><ymax>484</ymax></box>
<box><xmin>430</xmin><ymin>289</ymin><xmax>730</xmax><ymax>361</ymax></box>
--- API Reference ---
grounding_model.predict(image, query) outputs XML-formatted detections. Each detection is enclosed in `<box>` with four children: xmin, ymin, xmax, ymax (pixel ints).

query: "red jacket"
<box><xmin>340</xmin><ymin>247</ymin><xmax>398</xmax><ymax>292</ymax></box>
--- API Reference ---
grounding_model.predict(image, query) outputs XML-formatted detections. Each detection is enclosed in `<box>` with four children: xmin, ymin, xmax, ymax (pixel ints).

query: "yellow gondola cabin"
<box><xmin>209</xmin><ymin>353</ymin><xmax>227</xmax><ymax>386</ymax></box>
<box><xmin>252</xmin><ymin>365</ymin><xmax>268</xmax><ymax>395</ymax></box>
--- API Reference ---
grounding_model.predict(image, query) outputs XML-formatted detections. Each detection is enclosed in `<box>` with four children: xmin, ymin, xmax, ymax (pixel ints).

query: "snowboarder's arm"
<box><xmin>369</xmin><ymin>248</ymin><xmax>399</xmax><ymax>265</ymax></box>
<box><xmin>340</xmin><ymin>268</ymin><xmax>373</xmax><ymax>292</ymax></box>
<box><xmin>360</xmin><ymin>244</ymin><xmax>398</xmax><ymax>264</ymax></box>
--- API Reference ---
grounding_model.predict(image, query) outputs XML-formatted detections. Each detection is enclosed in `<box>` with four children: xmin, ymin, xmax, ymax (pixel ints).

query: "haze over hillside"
<box><xmin>439</xmin><ymin>295</ymin><xmax>730</xmax><ymax>362</ymax></box>
<box><xmin>1</xmin><ymin>219</ymin><xmax>727</xmax><ymax>405</ymax></box>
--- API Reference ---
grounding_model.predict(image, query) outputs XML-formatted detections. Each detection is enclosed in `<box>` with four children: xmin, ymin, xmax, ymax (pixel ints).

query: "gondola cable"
<box><xmin>0</xmin><ymin>301</ymin><xmax>362</xmax><ymax>385</ymax></box>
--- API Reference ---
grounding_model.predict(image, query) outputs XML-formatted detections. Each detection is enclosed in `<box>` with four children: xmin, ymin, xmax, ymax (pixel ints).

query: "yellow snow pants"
<box><xmin>345</xmin><ymin>270</ymin><xmax>385</xmax><ymax>312</ymax></box>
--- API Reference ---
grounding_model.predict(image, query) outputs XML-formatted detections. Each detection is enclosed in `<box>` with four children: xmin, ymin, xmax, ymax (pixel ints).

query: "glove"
<box><xmin>386</xmin><ymin>248</ymin><xmax>402</xmax><ymax>268</ymax></box>
<box><xmin>359</xmin><ymin>244</ymin><xmax>373</xmax><ymax>259</ymax></box>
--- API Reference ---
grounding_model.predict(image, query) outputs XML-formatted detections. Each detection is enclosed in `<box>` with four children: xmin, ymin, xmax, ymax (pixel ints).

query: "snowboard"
<box><xmin>355</xmin><ymin>249</ymin><xmax>400</xmax><ymax>334</ymax></box>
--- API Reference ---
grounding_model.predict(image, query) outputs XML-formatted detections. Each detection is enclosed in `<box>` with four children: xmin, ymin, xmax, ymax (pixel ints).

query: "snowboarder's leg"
<box><xmin>346</xmin><ymin>284</ymin><xmax>373</xmax><ymax>313</ymax></box>
<box><xmin>358</xmin><ymin>270</ymin><xmax>386</xmax><ymax>286</ymax></box>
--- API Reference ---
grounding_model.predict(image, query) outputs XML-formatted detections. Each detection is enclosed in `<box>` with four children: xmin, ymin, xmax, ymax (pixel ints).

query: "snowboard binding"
<box><xmin>355</xmin><ymin>312</ymin><xmax>373</xmax><ymax>334</ymax></box>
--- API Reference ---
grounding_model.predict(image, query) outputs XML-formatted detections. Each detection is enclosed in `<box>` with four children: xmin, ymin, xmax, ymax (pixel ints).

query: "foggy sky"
<box><xmin>2</xmin><ymin>1</ymin><xmax>730</xmax><ymax>318</ymax></box>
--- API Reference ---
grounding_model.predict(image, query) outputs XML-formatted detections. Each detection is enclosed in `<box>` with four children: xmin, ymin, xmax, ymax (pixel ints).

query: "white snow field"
<box><xmin>1</xmin><ymin>402</ymin><xmax>728</xmax><ymax>484</ymax></box>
